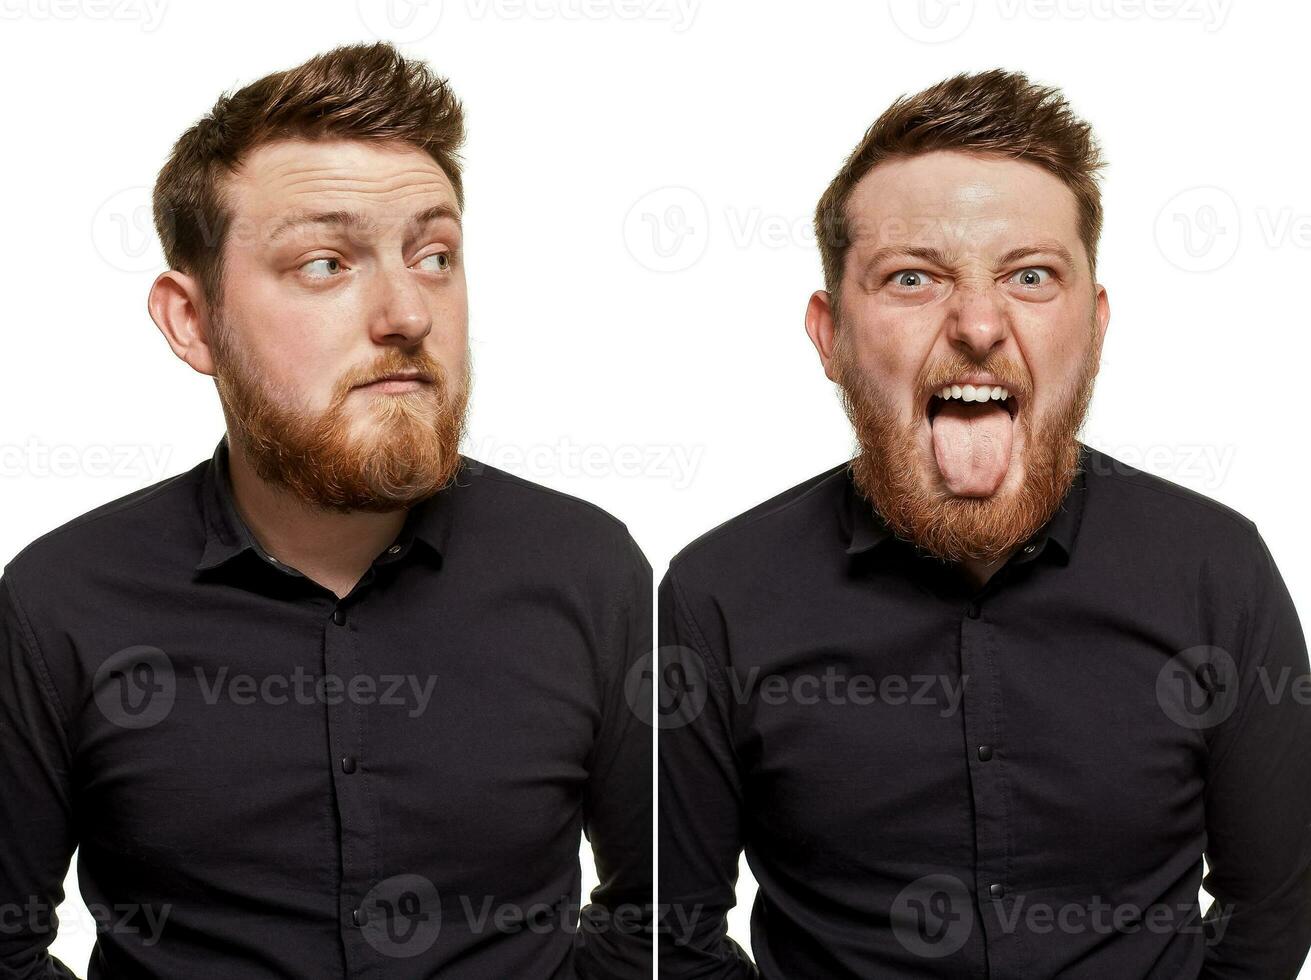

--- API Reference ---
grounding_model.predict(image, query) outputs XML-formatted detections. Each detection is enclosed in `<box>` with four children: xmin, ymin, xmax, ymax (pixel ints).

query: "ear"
<box><xmin>148</xmin><ymin>270</ymin><xmax>218</xmax><ymax>377</ymax></box>
<box><xmin>1092</xmin><ymin>281</ymin><xmax>1110</xmax><ymax>363</ymax></box>
<box><xmin>805</xmin><ymin>289</ymin><xmax>839</xmax><ymax>382</ymax></box>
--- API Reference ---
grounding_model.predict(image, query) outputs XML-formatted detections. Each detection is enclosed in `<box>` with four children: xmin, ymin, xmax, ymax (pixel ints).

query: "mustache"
<box><xmin>341</xmin><ymin>354</ymin><xmax>448</xmax><ymax>396</ymax></box>
<box><xmin>917</xmin><ymin>358</ymin><xmax>1031</xmax><ymax>403</ymax></box>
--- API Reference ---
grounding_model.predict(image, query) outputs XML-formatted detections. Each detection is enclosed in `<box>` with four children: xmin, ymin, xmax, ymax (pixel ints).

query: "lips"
<box><xmin>356</xmin><ymin>373</ymin><xmax>431</xmax><ymax>388</ymax></box>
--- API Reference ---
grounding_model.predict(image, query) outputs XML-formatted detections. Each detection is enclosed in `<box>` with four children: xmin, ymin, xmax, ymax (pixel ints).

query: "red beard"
<box><xmin>832</xmin><ymin>329</ymin><xmax>1098</xmax><ymax>564</ymax></box>
<box><xmin>211</xmin><ymin>321</ymin><xmax>469</xmax><ymax>513</ymax></box>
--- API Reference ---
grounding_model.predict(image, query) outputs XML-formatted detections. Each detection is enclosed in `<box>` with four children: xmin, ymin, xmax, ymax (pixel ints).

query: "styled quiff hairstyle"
<box><xmin>151</xmin><ymin>41</ymin><xmax>465</xmax><ymax>310</ymax></box>
<box><xmin>813</xmin><ymin>68</ymin><xmax>1106</xmax><ymax>308</ymax></box>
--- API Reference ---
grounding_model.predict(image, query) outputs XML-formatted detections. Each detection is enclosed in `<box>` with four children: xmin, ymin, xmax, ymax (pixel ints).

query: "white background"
<box><xmin>1</xmin><ymin>0</ymin><xmax>1308</xmax><ymax>974</ymax></box>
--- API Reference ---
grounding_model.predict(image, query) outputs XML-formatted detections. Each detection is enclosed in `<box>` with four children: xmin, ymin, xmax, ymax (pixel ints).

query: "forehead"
<box><xmin>224</xmin><ymin>138</ymin><xmax>459</xmax><ymax>230</ymax></box>
<box><xmin>844</xmin><ymin>149</ymin><xmax>1081</xmax><ymax>258</ymax></box>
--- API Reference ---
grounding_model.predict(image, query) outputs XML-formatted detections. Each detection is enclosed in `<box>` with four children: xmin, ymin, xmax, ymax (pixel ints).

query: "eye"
<box><xmin>301</xmin><ymin>257</ymin><xmax>343</xmax><ymax>279</ymax></box>
<box><xmin>1008</xmin><ymin>267</ymin><xmax>1052</xmax><ymax>288</ymax></box>
<box><xmin>890</xmin><ymin>269</ymin><xmax>935</xmax><ymax>289</ymax></box>
<box><xmin>415</xmin><ymin>252</ymin><xmax>451</xmax><ymax>273</ymax></box>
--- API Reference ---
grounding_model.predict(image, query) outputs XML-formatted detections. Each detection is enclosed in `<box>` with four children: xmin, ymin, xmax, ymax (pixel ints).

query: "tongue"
<box><xmin>931</xmin><ymin>401</ymin><xmax>1013</xmax><ymax>496</ymax></box>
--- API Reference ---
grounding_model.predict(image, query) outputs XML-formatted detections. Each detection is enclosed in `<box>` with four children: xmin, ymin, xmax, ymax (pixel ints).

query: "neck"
<box><xmin>958</xmin><ymin>551</ymin><xmax>1017</xmax><ymax>590</ymax></box>
<box><xmin>226</xmin><ymin>436</ymin><xmax>409</xmax><ymax>599</ymax></box>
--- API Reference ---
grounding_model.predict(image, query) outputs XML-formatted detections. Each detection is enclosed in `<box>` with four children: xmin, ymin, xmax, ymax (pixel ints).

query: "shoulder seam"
<box><xmin>469</xmin><ymin>463</ymin><xmax>632</xmax><ymax>535</ymax></box>
<box><xmin>665</xmin><ymin>565</ymin><xmax>733</xmax><ymax>702</ymax></box>
<box><xmin>0</xmin><ymin>576</ymin><xmax>72</xmax><ymax>730</ymax></box>
<box><xmin>672</xmin><ymin>464</ymin><xmax>849</xmax><ymax>566</ymax></box>
<box><xmin>6</xmin><ymin>470</ymin><xmax>196</xmax><ymax>570</ymax></box>
<box><xmin>1095</xmin><ymin>463</ymin><xmax>1254</xmax><ymax>532</ymax></box>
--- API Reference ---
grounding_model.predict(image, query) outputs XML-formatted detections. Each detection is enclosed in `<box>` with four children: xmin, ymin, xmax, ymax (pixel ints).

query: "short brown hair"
<box><xmin>152</xmin><ymin>41</ymin><xmax>465</xmax><ymax>309</ymax></box>
<box><xmin>814</xmin><ymin>68</ymin><xmax>1106</xmax><ymax>307</ymax></box>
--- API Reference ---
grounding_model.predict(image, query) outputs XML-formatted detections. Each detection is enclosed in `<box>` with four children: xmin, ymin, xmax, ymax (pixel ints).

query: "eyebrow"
<box><xmin>267</xmin><ymin>204</ymin><xmax>461</xmax><ymax>249</ymax></box>
<box><xmin>861</xmin><ymin>241</ymin><xmax>1076</xmax><ymax>279</ymax></box>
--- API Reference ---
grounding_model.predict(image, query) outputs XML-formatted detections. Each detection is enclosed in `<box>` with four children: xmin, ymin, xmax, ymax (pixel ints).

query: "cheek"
<box><xmin>847</xmin><ymin>314</ymin><xmax>931</xmax><ymax>390</ymax></box>
<box><xmin>230</xmin><ymin>316</ymin><xmax>340</xmax><ymax>412</ymax></box>
<box><xmin>1013</xmin><ymin>315</ymin><xmax>1094</xmax><ymax>413</ymax></box>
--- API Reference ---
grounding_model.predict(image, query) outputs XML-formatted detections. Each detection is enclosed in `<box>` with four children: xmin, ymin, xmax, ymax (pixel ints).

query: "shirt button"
<box><xmin>977</xmin><ymin>745</ymin><xmax>994</xmax><ymax>762</ymax></box>
<box><xmin>351</xmin><ymin>906</ymin><xmax>366</xmax><ymax>927</ymax></box>
<box><xmin>966</xmin><ymin>602</ymin><xmax>981</xmax><ymax>619</ymax></box>
<box><xmin>989</xmin><ymin>883</ymin><xmax>1004</xmax><ymax>899</ymax></box>
<box><xmin>387</xmin><ymin>544</ymin><xmax>402</xmax><ymax>555</ymax></box>
<box><xmin>341</xmin><ymin>755</ymin><xmax>357</xmax><ymax>774</ymax></box>
<box><xmin>332</xmin><ymin>608</ymin><xmax>346</xmax><ymax>626</ymax></box>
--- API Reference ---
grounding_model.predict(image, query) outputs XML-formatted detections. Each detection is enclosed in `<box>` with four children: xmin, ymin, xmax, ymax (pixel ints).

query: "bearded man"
<box><xmin>658</xmin><ymin>69</ymin><xmax>1310</xmax><ymax>979</ymax></box>
<box><xmin>0</xmin><ymin>43</ymin><xmax>650</xmax><ymax>979</ymax></box>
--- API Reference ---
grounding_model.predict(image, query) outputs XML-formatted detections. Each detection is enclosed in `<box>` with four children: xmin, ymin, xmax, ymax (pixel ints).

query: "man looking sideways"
<box><xmin>659</xmin><ymin>69</ymin><xmax>1310</xmax><ymax>978</ymax></box>
<box><xmin>0</xmin><ymin>42</ymin><xmax>650</xmax><ymax>979</ymax></box>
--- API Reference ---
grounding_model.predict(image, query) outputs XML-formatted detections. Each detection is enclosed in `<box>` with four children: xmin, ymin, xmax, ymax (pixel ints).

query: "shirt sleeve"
<box><xmin>0</xmin><ymin>574</ymin><xmax>81</xmax><ymax>979</ymax></box>
<box><xmin>574</xmin><ymin>534</ymin><xmax>653</xmax><ymax>980</ymax></box>
<box><xmin>1201</xmin><ymin>525</ymin><xmax>1311</xmax><ymax>978</ymax></box>
<box><xmin>657</xmin><ymin>564</ymin><xmax>758</xmax><ymax>979</ymax></box>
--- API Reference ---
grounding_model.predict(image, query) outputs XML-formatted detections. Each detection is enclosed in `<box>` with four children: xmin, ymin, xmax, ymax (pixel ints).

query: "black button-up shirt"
<box><xmin>0</xmin><ymin>435</ymin><xmax>651</xmax><ymax>979</ymax></box>
<box><xmin>658</xmin><ymin>445</ymin><xmax>1311</xmax><ymax>979</ymax></box>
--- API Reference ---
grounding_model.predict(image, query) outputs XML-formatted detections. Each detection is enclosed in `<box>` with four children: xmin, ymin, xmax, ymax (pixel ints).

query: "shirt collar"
<box><xmin>195</xmin><ymin>434</ymin><xmax>455</xmax><ymax>575</ymax></box>
<box><xmin>844</xmin><ymin>442</ymin><xmax>1090</xmax><ymax>566</ymax></box>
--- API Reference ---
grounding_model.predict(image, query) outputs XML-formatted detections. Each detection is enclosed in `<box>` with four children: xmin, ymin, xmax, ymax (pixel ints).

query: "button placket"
<box><xmin>322</xmin><ymin>596</ymin><xmax>379</xmax><ymax>971</ymax></box>
<box><xmin>959</xmin><ymin>599</ymin><xmax>1015</xmax><ymax>967</ymax></box>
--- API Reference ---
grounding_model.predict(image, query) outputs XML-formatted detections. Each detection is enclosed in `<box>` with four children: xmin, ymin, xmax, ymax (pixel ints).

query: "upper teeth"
<box><xmin>936</xmin><ymin>384</ymin><xmax>1010</xmax><ymax>403</ymax></box>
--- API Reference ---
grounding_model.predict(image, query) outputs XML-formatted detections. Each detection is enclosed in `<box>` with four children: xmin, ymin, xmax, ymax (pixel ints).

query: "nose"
<box><xmin>944</xmin><ymin>282</ymin><xmax>1010</xmax><ymax>360</ymax></box>
<box><xmin>367</xmin><ymin>259</ymin><xmax>433</xmax><ymax>347</ymax></box>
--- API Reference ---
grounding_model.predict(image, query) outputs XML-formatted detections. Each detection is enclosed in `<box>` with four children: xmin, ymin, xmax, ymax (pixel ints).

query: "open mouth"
<box><xmin>925</xmin><ymin>382</ymin><xmax>1021</xmax><ymax>497</ymax></box>
<box><xmin>926</xmin><ymin>383</ymin><xmax>1019</xmax><ymax>422</ymax></box>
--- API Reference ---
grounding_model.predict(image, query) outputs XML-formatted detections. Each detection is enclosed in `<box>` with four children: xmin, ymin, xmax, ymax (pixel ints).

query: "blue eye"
<box><xmin>302</xmin><ymin>257</ymin><xmax>342</xmax><ymax>278</ymax></box>
<box><xmin>416</xmin><ymin>252</ymin><xmax>450</xmax><ymax>272</ymax></box>
<box><xmin>1010</xmin><ymin>267</ymin><xmax>1051</xmax><ymax>287</ymax></box>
